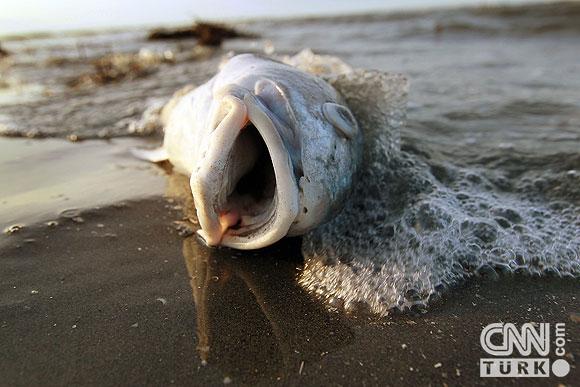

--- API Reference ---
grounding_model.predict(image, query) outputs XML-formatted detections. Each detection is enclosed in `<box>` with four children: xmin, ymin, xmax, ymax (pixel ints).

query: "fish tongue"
<box><xmin>197</xmin><ymin>210</ymin><xmax>240</xmax><ymax>246</ymax></box>
<box><xmin>219</xmin><ymin>210</ymin><xmax>241</xmax><ymax>233</ymax></box>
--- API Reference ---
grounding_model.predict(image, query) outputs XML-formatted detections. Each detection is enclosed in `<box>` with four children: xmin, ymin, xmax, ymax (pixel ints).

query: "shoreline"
<box><xmin>1</xmin><ymin>193</ymin><xmax>578</xmax><ymax>385</ymax></box>
<box><xmin>0</xmin><ymin>134</ymin><xmax>577</xmax><ymax>385</ymax></box>
<box><xmin>0</xmin><ymin>137</ymin><xmax>166</xmax><ymax>232</ymax></box>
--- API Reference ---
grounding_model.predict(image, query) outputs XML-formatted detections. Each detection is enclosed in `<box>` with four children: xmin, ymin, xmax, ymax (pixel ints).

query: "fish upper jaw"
<box><xmin>191</xmin><ymin>92</ymin><xmax>300</xmax><ymax>250</ymax></box>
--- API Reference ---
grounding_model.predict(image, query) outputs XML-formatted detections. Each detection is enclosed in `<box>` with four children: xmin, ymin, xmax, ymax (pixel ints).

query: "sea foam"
<box><xmin>294</xmin><ymin>51</ymin><xmax>580</xmax><ymax>316</ymax></box>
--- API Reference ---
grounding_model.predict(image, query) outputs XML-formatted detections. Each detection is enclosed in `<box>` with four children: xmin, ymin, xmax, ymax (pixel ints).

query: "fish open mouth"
<box><xmin>192</xmin><ymin>94</ymin><xmax>300</xmax><ymax>250</ymax></box>
<box><xmin>223</xmin><ymin>124</ymin><xmax>277</xmax><ymax>233</ymax></box>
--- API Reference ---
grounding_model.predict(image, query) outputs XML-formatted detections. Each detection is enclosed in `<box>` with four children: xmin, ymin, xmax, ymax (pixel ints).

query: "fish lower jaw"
<box><xmin>194</xmin><ymin>197</ymin><xmax>299</xmax><ymax>250</ymax></box>
<box><xmin>195</xmin><ymin>173</ymin><xmax>300</xmax><ymax>250</ymax></box>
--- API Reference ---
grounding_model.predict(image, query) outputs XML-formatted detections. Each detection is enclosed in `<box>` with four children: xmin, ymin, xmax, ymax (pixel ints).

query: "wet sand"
<box><xmin>0</xmin><ymin>137</ymin><xmax>165</xmax><ymax>230</ymax></box>
<box><xmin>1</xmin><ymin>198</ymin><xmax>578</xmax><ymax>386</ymax></box>
<box><xmin>0</xmin><ymin>139</ymin><xmax>578</xmax><ymax>386</ymax></box>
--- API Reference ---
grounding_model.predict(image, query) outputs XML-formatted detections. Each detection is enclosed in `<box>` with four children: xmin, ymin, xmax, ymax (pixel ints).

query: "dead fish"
<box><xmin>144</xmin><ymin>54</ymin><xmax>362</xmax><ymax>249</ymax></box>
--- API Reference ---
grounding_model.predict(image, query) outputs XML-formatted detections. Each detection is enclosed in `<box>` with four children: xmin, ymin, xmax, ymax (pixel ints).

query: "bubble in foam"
<box><xmin>295</xmin><ymin>54</ymin><xmax>580</xmax><ymax>316</ymax></box>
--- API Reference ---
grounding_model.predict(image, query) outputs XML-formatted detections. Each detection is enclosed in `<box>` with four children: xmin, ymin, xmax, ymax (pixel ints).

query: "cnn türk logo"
<box><xmin>479</xmin><ymin>323</ymin><xmax>570</xmax><ymax>378</ymax></box>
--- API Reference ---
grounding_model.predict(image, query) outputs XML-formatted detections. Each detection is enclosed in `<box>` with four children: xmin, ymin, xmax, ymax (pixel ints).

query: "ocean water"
<box><xmin>297</xmin><ymin>57</ymin><xmax>579</xmax><ymax>315</ymax></box>
<box><xmin>1</xmin><ymin>2</ymin><xmax>579</xmax><ymax>315</ymax></box>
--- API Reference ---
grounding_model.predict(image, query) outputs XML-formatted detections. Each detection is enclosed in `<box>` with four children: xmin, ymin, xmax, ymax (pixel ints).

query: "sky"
<box><xmin>0</xmin><ymin>0</ymin><xmax>535</xmax><ymax>36</ymax></box>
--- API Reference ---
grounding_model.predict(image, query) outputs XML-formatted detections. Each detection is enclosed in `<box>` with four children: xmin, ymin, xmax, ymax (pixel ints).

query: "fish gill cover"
<box><xmin>295</xmin><ymin>52</ymin><xmax>580</xmax><ymax>316</ymax></box>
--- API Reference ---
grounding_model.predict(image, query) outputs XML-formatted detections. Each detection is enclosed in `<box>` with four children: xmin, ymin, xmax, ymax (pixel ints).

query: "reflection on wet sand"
<box><xmin>165</xmin><ymin>166</ymin><xmax>353</xmax><ymax>379</ymax></box>
<box><xmin>166</xmin><ymin>171</ymin><xmax>354</xmax><ymax>378</ymax></box>
<box><xmin>182</xmin><ymin>236</ymin><xmax>354</xmax><ymax>379</ymax></box>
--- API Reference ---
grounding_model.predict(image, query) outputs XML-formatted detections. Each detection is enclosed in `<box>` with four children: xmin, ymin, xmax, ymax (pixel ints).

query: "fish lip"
<box><xmin>192</xmin><ymin>92</ymin><xmax>300</xmax><ymax>250</ymax></box>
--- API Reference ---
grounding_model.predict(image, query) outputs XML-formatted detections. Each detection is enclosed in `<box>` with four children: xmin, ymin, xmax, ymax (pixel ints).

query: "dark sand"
<box><xmin>1</xmin><ymin>197</ymin><xmax>578</xmax><ymax>386</ymax></box>
<box><xmin>0</xmin><ymin>140</ymin><xmax>578</xmax><ymax>386</ymax></box>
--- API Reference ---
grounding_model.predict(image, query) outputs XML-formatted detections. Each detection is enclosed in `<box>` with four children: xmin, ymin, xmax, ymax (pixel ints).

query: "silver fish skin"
<box><xmin>163</xmin><ymin>53</ymin><xmax>363</xmax><ymax>249</ymax></box>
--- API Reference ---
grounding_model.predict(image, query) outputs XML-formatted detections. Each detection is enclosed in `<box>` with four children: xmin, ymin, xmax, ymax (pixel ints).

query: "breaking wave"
<box><xmin>298</xmin><ymin>62</ymin><xmax>580</xmax><ymax>316</ymax></box>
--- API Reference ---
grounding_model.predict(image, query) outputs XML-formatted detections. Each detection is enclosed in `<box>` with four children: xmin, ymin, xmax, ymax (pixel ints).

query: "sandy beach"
<box><xmin>1</xmin><ymin>189</ymin><xmax>578</xmax><ymax>385</ymax></box>
<box><xmin>0</xmin><ymin>136</ymin><xmax>578</xmax><ymax>386</ymax></box>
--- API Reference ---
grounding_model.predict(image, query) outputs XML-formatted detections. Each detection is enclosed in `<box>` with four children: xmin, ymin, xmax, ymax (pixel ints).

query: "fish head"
<box><xmin>191</xmin><ymin>65</ymin><xmax>362</xmax><ymax>250</ymax></box>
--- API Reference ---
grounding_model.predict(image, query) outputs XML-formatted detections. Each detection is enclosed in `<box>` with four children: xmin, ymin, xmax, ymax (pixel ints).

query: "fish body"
<box><xmin>163</xmin><ymin>54</ymin><xmax>362</xmax><ymax>249</ymax></box>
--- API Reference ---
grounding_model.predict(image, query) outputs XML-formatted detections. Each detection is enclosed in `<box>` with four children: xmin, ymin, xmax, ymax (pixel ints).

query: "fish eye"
<box><xmin>322</xmin><ymin>102</ymin><xmax>358</xmax><ymax>139</ymax></box>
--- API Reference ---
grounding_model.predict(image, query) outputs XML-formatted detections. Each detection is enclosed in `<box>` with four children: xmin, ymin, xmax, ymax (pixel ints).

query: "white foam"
<box><xmin>294</xmin><ymin>52</ymin><xmax>580</xmax><ymax>316</ymax></box>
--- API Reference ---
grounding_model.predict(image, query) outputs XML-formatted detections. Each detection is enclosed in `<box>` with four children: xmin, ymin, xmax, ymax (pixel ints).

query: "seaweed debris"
<box><xmin>0</xmin><ymin>43</ymin><xmax>9</xmax><ymax>57</ymax></box>
<box><xmin>148</xmin><ymin>21</ymin><xmax>257</xmax><ymax>46</ymax></box>
<box><xmin>68</xmin><ymin>49</ymin><xmax>175</xmax><ymax>88</ymax></box>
